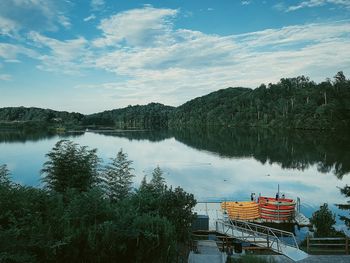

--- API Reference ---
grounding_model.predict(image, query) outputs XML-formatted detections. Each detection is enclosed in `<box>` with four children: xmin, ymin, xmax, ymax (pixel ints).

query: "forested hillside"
<box><xmin>0</xmin><ymin>107</ymin><xmax>84</xmax><ymax>129</ymax></box>
<box><xmin>169</xmin><ymin>72</ymin><xmax>350</xmax><ymax>129</ymax></box>
<box><xmin>84</xmin><ymin>103</ymin><xmax>174</xmax><ymax>129</ymax></box>
<box><xmin>1</xmin><ymin>72</ymin><xmax>349</xmax><ymax>130</ymax></box>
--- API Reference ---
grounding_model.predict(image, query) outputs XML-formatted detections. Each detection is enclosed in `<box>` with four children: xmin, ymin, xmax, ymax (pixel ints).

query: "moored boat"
<box><xmin>260</xmin><ymin>203</ymin><xmax>295</xmax><ymax>210</ymax></box>
<box><xmin>221</xmin><ymin>201</ymin><xmax>260</xmax><ymax>220</ymax></box>
<box><xmin>258</xmin><ymin>196</ymin><xmax>295</xmax><ymax>221</ymax></box>
<box><xmin>258</xmin><ymin>196</ymin><xmax>296</xmax><ymax>206</ymax></box>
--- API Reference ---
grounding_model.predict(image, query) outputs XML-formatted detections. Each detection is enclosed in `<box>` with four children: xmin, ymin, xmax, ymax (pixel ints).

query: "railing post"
<box><xmin>307</xmin><ymin>236</ymin><xmax>310</xmax><ymax>253</ymax></box>
<box><xmin>267</xmin><ymin>232</ymin><xmax>269</xmax><ymax>248</ymax></box>
<box><xmin>346</xmin><ymin>236</ymin><xmax>349</xmax><ymax>255</ymax></box>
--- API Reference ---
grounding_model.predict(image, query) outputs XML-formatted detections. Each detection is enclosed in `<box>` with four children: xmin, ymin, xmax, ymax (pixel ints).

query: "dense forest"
<box><xmin>0</xmin><ymin>141</ymin><xmax>196</xmax><ymax>262</ymax></box>
<box><xmin>83</xmin><ymin>103</ymin><xmax>174</xmax><ymax>129</ymax></box>
<box><xmin>0</xmin><ymin>72</ymin><xmax>349</xmax><ymax>130</ymax></box>
<box><xmin>0</xmin><ymin>107</ymin><xmax>84</xmax><ymax>131</ymax></box>
<box><xmin>169</xmin><ymin>72</ymin><xmax>350</xmax><ymax>129</ymax></box>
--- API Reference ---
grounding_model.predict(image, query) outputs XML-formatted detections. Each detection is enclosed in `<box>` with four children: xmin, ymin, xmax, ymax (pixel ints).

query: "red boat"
<box><xmin>260</xmin><ymin>203</ymin><xmax>295</xmax><ymax>210</ymax></box>
<box><xmin>258</xmin><ymin>196</ymin><xmax>296</xmax><ymax>206</ymax></box>
<box><xmin>260</xmin><ymin>207</ymin><xmax>294</xmax><ymax>215</ymax></box>
<box><xmin>258</xmin><ymin>196</ymin><xmax>295</xmax><ymax>221</ymax></box>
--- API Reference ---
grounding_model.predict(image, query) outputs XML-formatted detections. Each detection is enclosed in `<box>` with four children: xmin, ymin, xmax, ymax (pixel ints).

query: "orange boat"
<box><xmin>258</xmin><ymin>196</ymin><xmax>295</xmax><ymax>221</ymax></box>
<box><xmin>221</xmin><ymin>201</ymin><xmax>260</xmax><ymax>220</ymax></box>
<box><xmin>260</xmin><ymin>203</ymin><xmax>295</xmax><ymax>210</ymax></box>
<box><xmin>260</xmin><ymin>207</ymin><xmax>294</xmax><ymax>215</ymax></box>
<box><xmin>258</xmin><ymin>196</ymin><xmax>296</xmax><ymax>206</ymax></box>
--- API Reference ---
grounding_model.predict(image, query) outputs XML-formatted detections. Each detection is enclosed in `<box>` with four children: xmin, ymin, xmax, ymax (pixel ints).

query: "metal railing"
<box><xmin>215</xmin><ymin>218</ymin><xmax>299</xmax><ymax>254</ymax></box>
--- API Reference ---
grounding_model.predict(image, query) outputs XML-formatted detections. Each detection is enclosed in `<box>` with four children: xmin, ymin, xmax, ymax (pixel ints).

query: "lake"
<box><xmin>1</xmin><ymin>127</ymin><xmax>350</xmax><ymax>232</ymax></box>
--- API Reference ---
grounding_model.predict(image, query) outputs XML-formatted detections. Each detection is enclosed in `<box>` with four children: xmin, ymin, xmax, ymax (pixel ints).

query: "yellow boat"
<box><xmin>221</xmin><ymin>201</ymin><xmax>260</xmax><ymax>220</ymax></box>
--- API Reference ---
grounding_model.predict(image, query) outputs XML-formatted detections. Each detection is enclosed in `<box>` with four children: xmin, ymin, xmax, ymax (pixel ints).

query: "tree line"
<box><xmin>0</xmin><ymin>140</ymin><xmax>196</xmax><ymax>263</ymax></box>
<box><xmin>0</xmin><ymin>72</ymin><xmax>349</xmax><ymax>130</ymax></box>
<box><xmin>169</xmin><ymin>72</ymin><xmax>350</xmax><ymax>129</ymax></box>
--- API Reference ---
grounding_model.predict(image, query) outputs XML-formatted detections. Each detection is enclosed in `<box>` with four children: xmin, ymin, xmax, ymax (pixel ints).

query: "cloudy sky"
<box><xmin>0</xmin><ymin>0</ymin><xmax>350</xmax><ymax>113</ymax></box>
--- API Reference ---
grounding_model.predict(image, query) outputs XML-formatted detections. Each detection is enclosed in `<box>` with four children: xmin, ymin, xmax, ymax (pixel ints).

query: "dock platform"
<box><xmin>194</xmin><ymin>202</ymin><xmax>311</xmax><ymax>228</ymax></box>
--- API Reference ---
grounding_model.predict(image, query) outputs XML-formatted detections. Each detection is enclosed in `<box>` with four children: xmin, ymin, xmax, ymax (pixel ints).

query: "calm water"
<box><xmin>1</xmin><ymin>127</ymin><xmax>350</xmax><ymax>230</ymax></box>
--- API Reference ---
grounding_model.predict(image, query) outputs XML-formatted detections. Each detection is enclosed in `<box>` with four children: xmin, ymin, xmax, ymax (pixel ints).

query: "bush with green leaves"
<box><xmin>0</xmin><ymin>142</ymin><xmax>196</xmax><ymax>262</ymax></box>
<box><xmin>41</xmin><ymin>140</ymin><xmax>100</xmax><ymax>193</ymax></box>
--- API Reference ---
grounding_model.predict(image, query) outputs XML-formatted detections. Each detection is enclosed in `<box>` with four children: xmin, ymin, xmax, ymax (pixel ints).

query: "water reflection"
<box><xmin>0</xmin><ymin>130</ymin><xmax>84</xmax><ymax>143</ymax></box>
<box><xmin>0</xmin><ymin>128</ymin><xmax>349</xmax><ymax>222</ymax></box>
<box><xmin>170</xmin><ymin>127</ymin><xmax>350</xmax><ymax>179</ymax></box>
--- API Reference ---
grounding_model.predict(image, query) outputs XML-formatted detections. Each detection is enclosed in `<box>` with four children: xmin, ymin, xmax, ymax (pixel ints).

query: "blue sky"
<box><xmin>0</xmin><ymin>0</ymin><xmax>350</xmax><ymax>113</ymax></box>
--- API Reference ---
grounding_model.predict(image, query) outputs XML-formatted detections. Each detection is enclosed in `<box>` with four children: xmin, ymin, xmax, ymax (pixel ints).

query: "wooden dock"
<box><xmin>295</xmin><ymin>211</ymin><xmax>312</xmax><ymax>227</ymax></box>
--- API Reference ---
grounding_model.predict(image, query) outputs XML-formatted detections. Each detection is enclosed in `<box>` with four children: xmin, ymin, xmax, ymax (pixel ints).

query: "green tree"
<box><xmin>150</xmin><ymin>166</ymin><xmax>165</xmax><ymax>192</ymax></box>
<box><xmin>310</xmin><ymin>203</ymin><xmax>338</xmax><ymax>237</ymax></box>
<box><xmin>0</xmin><ymin>164</ymin><xmax>10</xmax><ymax>185</ymax></box>
<box><xmin>102</xmin><ymin>149</ymin><xmax>135</xmax><ymax>202</ymax></box>
<box><xmin>160</xmin><ymin>186</ymin><xmax>197</xmax><ymax>242</ymax></box>
<box><xmin>41</xmin><ymin>140</ymin><xmax>100</xmax><ymax>193</ymax></box>
<box><xmin>337</xmin><ymin>185</ymin><xmax>350</xmax><ymax>229</ymax></box>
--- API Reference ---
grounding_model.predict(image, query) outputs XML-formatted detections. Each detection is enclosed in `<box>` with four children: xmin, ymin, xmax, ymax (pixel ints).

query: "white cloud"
<box><xmin>286</xmin><ymin>0</ymin><xmax>350</xmax><ymax>12</ymax></box>
<box><xmin>5</xmin><ymin>6</ymin><xmax>350</xmax><ymax>109</ymax></box>
<box><xmin>91</xmin><ymin>0</ymin><xmax>105</xmax><ymax>11</ymax></box>
<box><xmin>5</xmin><ymin>59</ymin><xmax>21</xmax><ymax>63</ymax></box>
<box><xmin>28</xmin><ymin>32</ymin><xmax>89</xmax><ymax>74</ymax></box>
<box><xmin>0</xmin><ymin>43</ymin><xmax>37</xmax><ymax>60</ymax></box>
<box><xmin>84</xmin><ymin>14</ymin><xmax>96</xmax><ymax>22</ymax></box>
<box><xmin>0</xmin><ymin>74</ymin><xmax>12</xmax><ymax>81</ymax></box>
<box><xmin>93</xmin><ymin>6</ymin><xmax>178</xmax><ymax>47</ymax></box>
<box><xmin>87</xmin><ymin>11</ymin><xmax>350</xmax><ymax>106</ymax></box>
<box><xmin>0</xmin><ymin>0</ymin><xmax>71</xmax><ymax>33</ymax></box>
<box><xmin>58</xmin><ymin>14</ymin><xmax>71</xmax><ymax>29</ymax></box>
<box><xmin>241</xmin><ymin>1</ymin><xmax>251</xmax><ymax>5</ymax></box>
<box><xmin>0</xmin><ymin>16</ymin><xmax>19</xmax><ymax>36</ymax></box>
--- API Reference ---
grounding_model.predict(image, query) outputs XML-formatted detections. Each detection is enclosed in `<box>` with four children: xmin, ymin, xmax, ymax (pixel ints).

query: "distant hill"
<box><xmin>84</xmin><ymin>103</ymin><xmax>175</xmax><ymax>129</ymax></box>
<box><xmin>0</xmin><ymin>107</ymin><xmax>84</xmax><ymax>129</ymax></box>
<box><xmin>169</xmin><ymin>87</ymin><xmax>251</xmax><ymax>127</ymax></box>
<box><xmin>1</xmin><ymin>72</ymin><xmax>349</xmax><ymax>130</ymax></box>
<box><xmin>169</xmin><ymin>72</ymin><xmax>350</xmax><ymax>129</ymax></box>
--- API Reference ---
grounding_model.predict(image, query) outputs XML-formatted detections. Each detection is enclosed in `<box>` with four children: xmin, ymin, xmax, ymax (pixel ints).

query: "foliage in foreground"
<box><xmin>0</xmin><ymin>140</ymin><xmax>196</xmax><ymax>263</ymax></box>
<box><xmin>337</xmin><ymin>185</ymin><xmax>350</xmax><ymax>230</ymax></box>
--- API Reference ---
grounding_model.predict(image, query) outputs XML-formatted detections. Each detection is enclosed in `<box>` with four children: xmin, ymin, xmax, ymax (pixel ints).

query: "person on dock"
<box><xmin>275</xmin><ymin>192</ymin><xmax>279</xmax><ymax>200</ymax></box>
<box><xmin>282</xmin><ymin>193</ymin><xmax>285</xmax><ymax>199</ymax></box>
<box><xmin>250</xmin><ymin>193</ymin><xmax>256</xmax><ymax>202</ymax></box>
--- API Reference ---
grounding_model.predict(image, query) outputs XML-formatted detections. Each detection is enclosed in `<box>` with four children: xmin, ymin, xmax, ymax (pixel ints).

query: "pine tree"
<box><xmin>103</xmin><ymin>149</ymin><xmax>135</xmax><ymax>202</ymax></box>
<box><xmin>310</xmin><ymin>203</ymin><xmax>338</xmax><ymax>237</ymax></box>
<box><xmin>139</xmin><ymin>175</ymin><xmax>148</xmax><ymax>193</ymax></box>
<box><xmin>337</xmin><ymin>185</ymin><xmax>350</xmax><ymax>229</ymax></box>
<box><xmin>0</xmin><ymin>164</ymin><xmax>10</xmax><ymax>186</ymax></box>
<box><xmin>150</xmin><ymin>166</ymin><xmax>165</xmax><ymax>192</ymax></box>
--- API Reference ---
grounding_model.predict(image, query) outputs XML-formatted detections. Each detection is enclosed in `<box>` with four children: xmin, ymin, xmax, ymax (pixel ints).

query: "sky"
<box><xmin>0</xmin><ymin>0</ymin><xmax>350</xmax><ymax>114</ymax></box>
